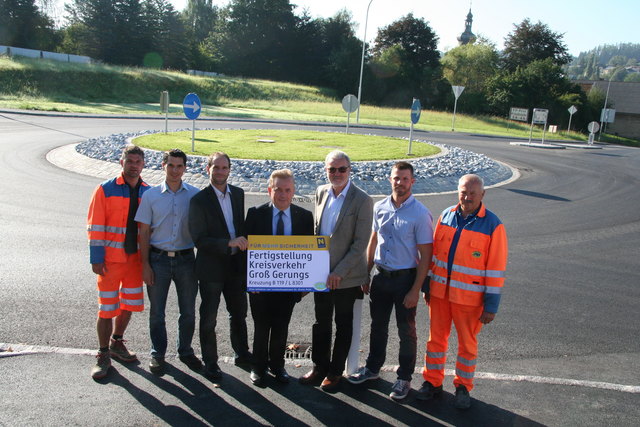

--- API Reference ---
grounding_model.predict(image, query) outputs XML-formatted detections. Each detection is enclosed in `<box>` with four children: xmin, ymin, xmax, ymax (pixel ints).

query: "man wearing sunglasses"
<box><xmin>299</xmin><ymin>150</ymin><xmax>373</xmax><ymax>391</ymax></box>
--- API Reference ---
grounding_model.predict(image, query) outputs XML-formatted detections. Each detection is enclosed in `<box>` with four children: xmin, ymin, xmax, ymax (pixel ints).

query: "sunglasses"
<box><xmin>327</xmin><ymin>166</ymin><xmax>349</xmax><ymax>174</ymax></box>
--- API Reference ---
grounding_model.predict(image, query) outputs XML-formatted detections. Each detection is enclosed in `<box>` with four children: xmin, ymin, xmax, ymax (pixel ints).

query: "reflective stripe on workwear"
<box><xmin>87</xmin><ymin>175</ymin><xmax>149</xmax><ymax>264</ymax></box>
<box><xmin>428</xmin><ymin>204</ymin><xmax>508</xmax><ymax>308</ymax></box>
<box><xmin>455</xmin><ymin>368</ymin><xmax>475</xmax><ymax>379</ymax></box>
<box><xmin>120</xmin><ymin>286</ymin><xmax>143</xmax><ymax>295</ymax></box>
<box><xmin>457</xmin><ymin>356</ymin><xmax>476</xmax><ymax>367</ymax></box>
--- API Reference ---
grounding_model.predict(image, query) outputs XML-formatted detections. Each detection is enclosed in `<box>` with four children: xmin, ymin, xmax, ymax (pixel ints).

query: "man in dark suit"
<box><xmin>299</xmin><ymin>150</ymin><xmax>373</xmax><ymax>391</ymax></box>
<box><xmin>245</xmin><ymin>169</ymin><xmax>314</xmax><ymax>386</ymax></box>
<box><xmin>188</xmin><ymin>152</ymin><xmax>252</xmax><ymax>381</ymax></box>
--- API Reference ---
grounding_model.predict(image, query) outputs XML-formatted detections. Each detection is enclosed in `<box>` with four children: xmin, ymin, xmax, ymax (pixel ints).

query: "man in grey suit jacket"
<box><xmin>299</xmin><ymin>150</ymin><xmax>373</xmax><ymax>391</ymax></box>
<box><xmin>188</xmin><ymin>152</ymin><xmax>252</xmax><ymax>381</ymax></box>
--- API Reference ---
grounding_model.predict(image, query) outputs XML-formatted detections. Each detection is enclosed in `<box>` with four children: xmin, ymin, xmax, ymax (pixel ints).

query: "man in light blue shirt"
<box><xmin>135</xmin><ymin>149</ymin><xmax>201</xmax><ymax>374</ymax></box>
<box><xmin>348</xmin><ymin>161</ymin><xmax>433</xmax><ymax>402</ymax></box>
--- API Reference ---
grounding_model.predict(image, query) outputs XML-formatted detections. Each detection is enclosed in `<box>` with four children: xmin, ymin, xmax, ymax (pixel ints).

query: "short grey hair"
<box><xmin>459</xmin><ymin>174</ymin><xmax>484</xmax><ymax>190</ymax></box>
<box><xmin>324</xmin><ymin>150</ymin><xmax>351</xmax><ymax>167</ymax></box>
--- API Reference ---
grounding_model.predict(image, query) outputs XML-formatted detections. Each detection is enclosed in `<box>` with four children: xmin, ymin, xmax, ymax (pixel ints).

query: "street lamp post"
<box><xmin>356</xmin><ymin>0</ymin><xmax>374</xmax><ymax>123</ymax></box>
<box><xmin>598</xmin><ymin>66</ymin><xmax>617</xmax><ymax>142</ymax></box>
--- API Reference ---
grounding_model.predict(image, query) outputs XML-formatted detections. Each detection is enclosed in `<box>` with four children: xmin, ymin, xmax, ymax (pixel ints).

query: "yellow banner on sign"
<box><xmin>248</xmin><ymin>235</ymin><xmax>330</xmax><ymax>251</ymax></box>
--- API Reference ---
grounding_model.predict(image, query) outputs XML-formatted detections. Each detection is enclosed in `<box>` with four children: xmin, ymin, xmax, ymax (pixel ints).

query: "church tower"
<box><xmin>457</xmin><ymin>8</ymin><xmax>476</xmax><ymax>46</ymax></box>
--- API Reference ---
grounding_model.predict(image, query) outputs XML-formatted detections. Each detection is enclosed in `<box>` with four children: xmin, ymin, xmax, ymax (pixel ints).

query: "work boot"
<box><xmin>454</xmin><ymin>385</ymin><xmax>471</xmax><ymax>409</ymax></box>
<box><xmin>416</xmin><ymin>381</ymin><xmax>443</xmax><ymax>401</ymax></box>
<box><xmin>109</xmin><ymin>338</ymin><xmax>137</xmax><ymax>363</ymax></box>
<box><xmin>91</xmin><ymin>351</ymin><xmax>111</xmax><ymax>380</ymax></box>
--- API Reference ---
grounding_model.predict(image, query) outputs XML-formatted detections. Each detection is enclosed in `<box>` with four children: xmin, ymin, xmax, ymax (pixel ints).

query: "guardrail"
<box><xmin>0</xmin><ymin>45</ymin><xmax>91</xmax><ymax>64</ymax></box>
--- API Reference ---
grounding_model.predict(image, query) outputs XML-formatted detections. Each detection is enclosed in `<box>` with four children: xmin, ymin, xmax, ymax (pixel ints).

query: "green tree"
<box><xmin>487</xmin><ymin>58</ymin><xmax>581</xmax><ymax>124</ymax></box>
<box><xmin>624</xmin><ymin>72</ymin><xmax>640</xmax><ymax>83</ymax></box>
<box><xmin>440</xmin><ymin>41</ymin><xmax>499</xmax><ymax>113</ymax></box>
<box><xmin>0</xmin><ymin>0</ymin><xmax>57</xmax><ymax>49</ymax></box>
<box><xmin>368</xmin><ymin>14</ymin><xmax>443</xmax><ymax>106</ymax></box>
<box><xmin>502</xmin><ymin>19</ymin><xmax>570</xmax><ymax>72</ymax></box>
<box><xmin>608</xmin><ymin>55</ymin><xmax>627</xmax><ymax>67</ymax></box>
<box><xmin>204</xmin><ymin>0</ymin><xmax>298</xmax><ymax>80</ymax></box>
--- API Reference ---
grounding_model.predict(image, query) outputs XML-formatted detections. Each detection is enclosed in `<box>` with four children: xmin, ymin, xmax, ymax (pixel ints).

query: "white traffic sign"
<box><xmin>452</xmin><ymin>85</ymin><xmax>465</xmax><ymax>99</ymax></box>
<box><xmin>510</xmin><ymin>107</ymin><xmax>528</xmax><ymax>122</ymax></box>
<box><xmin>600</xmin><ymin>108</ymin><xmax>615</xmax><ymax>123</ymax></box>
<box><xmin>568</xmin><ymin>105</ymin><xmax>577</xmax><ymax>115</ymax></box>
<box><xmin>588</xmin><ymin>121</ymin><xmax>600</xmax><ymax>133</ymax></box>
<box><xmin>532</xmin><ymin>108</ymin><xmax>549</xmax><ymax>124</ymax></box>
<box><xmin>342</xmin><ymin>94</ymin><xmax>359</xmax><ymax>113</ymax></box>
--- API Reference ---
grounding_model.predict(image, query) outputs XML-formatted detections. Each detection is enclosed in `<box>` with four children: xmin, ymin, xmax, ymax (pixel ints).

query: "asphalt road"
<box><xmin>0</xmin><ymin>112</ymin><xmax>639</xmax><ymax>426</ymax></box>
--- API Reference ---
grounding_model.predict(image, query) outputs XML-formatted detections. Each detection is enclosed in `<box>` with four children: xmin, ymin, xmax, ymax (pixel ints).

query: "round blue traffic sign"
<box><xmin>183</xmin><ymin>93</ymin><xmax>202</xmax><ymax>120</ymax></box>
<box><xmin>410</xmin><ymin>99</ymin><xmax>421</xmax><ymax>124</ymax></box>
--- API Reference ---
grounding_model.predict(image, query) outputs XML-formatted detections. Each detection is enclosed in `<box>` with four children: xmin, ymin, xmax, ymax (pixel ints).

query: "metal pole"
<box><xmin>356</xmin><ymin>0</ymin><xmax>374</xmax><ymax>123</ymax></box>
<box><xmin>191</xmin><ymin>119</ymin><xmax>195</xmax><ymax>152</ymax></box>
<box><xmin>599</xmin><ymin>70</ymin><xmax>614</xmax><ymax>142</ymax></box>
<box><xmin>567</xmin><ymin>114</ymin><xmax>572</xmax><ymax>133</ymax></box>
<box><xmin>451</xmin><ymin>97</ymin><xmax>458</xmax><ymax>131</ymax></box>
<box><xmin>408</xmin><ymin>122</ymin><xmax>414</xmax><ymax>155</ymax></box>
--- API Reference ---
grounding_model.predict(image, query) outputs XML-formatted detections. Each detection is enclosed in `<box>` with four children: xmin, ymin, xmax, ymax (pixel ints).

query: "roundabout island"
<box><xmin>75</xmin><ymin>128</ymin><xmax>515</xmax><ymax>195</ymax></box>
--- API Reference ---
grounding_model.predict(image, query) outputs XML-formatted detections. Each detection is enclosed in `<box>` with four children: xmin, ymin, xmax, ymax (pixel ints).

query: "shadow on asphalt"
<box><xmin>506</xmin><ymin>188</ymin><xmax>571</xmax><ymax>202</ymax></box>
<box><xmin>110</xmin><ymin>361</ymin><xmax>544</xmax><ymax>427</ymax></box>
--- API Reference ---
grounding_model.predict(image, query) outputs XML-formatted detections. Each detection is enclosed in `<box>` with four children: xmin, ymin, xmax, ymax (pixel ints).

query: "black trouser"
<box><xmin>249</xmin><ymin>292</ymin><xmax>299</xmax><ymax>372</ymax></box>
<box><xmin>365</xmin><ymin>270</ymin><xmax>417</xmax><ymax>381</ymax></box>
<box><xmin>199</xmin><ymin>274</ymin><xmax>249</xmax><ymax>368</ymax></box>
<box><xmin>312</xmin><ymin>286</ymin><xmax>362</xmax><ymax>376</ymax></box>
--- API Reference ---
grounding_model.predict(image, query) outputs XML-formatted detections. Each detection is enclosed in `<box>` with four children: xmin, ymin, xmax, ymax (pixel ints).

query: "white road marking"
<box><xmin>2</xmin><ymin>343</ymin><xmax>638</xmax><ymax>394</ymax></box>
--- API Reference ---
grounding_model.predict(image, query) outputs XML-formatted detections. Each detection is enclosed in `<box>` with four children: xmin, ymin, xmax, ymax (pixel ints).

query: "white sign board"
<box><xmin>452</xmin><ymin>85</ymin><xmax>465</xmax><ymax>99</ymax></box>
<box><xmin>510</xmin><ymin>107</ymin><xmax>528</xmax><ymax>122</ymax></box>
<box><xmin>600</xmin><ymin>108</ymin><xmax>616</xmax><ymax>123</ymax></box>
<box><xmin>568</xmin><ymin>105</ymin><xmax>577</xmax><ymax>115</ymax></box>
<box><xmin>247</xmin><ymin>235</ymin><xmax>330</xmax><ymax>292</ymax></box>
<box><xmin>342</xmin><ymin>94</ymin><xmax>359</xmax><ymax>113</ymax></box>
<box><xmin>532</xmin><ymin>108</ymin><xmax>549</xmax><ymax>124</ymax></box>
<box><xmin>588</xmin><ymin>121</ymin><xmax>600</xmax><ymax>133</ymax></box>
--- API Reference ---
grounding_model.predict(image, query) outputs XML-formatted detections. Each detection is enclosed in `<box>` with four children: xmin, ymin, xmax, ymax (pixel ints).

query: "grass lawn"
<box><xmin>133</xmin><ymin>129</ymin><xmax>440</xmax><ymax>161</ymax></box>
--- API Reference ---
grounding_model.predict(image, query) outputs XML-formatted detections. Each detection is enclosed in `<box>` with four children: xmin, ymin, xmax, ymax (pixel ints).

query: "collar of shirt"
<box><xmin>384</xmin><ymin>194</ymin><xmax>415</xmax><ymax>211</ymax></box>
<box><xmin>161</xmin><ymin>180</ymin><xmax>186</xmax><ymax>194</ymax></box>
<box><xmin>272</xmin><ymin>205</ymin><xmax>291</xmax><ymax>220</ymax></box>
<box><xmin>327</xmin><ymin>180</ymin><xmax>351</xmax><ymax>201</ymax></box>
<box><xmin>212</xmin><ymin>184</ymin><xmax>231</xmax><ymax>199</ymax></box>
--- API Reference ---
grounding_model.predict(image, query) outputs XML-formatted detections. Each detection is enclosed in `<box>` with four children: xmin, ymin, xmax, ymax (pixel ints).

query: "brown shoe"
<box><xmin>299</xmin><ymin>367</ymin><xmax>327</xmax><ymax>385</ymax></box>
<box><xmin>320</xmin><ymin>374</ymin><xmax>342</xmax><ymax>392</ymax></box>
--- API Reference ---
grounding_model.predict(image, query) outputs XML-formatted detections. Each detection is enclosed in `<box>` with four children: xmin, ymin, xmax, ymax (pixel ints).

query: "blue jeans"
<box><xmin>147</xmin><ymin>250</ymin><xmax>198</xmax><ymax>358</ymax></box>
<box><xmin>365</xmin><ymin>271</ymin><xmax>417</xmax><ymax>381</ymax></box>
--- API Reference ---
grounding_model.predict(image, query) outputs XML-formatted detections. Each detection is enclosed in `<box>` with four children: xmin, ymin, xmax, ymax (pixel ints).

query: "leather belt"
<box><xmin>151</xmin><ymin>247</ymin><xmax>193</xmax><ymax>257</ymax></box>
<box><xmin>376</xmin><ymin>266</ymin><xmax>416</xmax><ymax>278</ymax></box>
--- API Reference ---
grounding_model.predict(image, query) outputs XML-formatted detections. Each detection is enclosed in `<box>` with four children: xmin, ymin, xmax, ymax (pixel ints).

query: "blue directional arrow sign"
<box><xmin>410</xmin><ymin>98</ymin><xmax>421</xmax><ymax>124</ymax></box>
<box><xmin>183</xmin><ymin>93</ymin><xmax>202</xmax><ymax>120</ymax></box>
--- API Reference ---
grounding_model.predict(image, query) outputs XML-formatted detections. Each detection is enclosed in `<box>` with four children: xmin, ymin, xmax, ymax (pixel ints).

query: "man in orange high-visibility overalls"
<box><xmin>87</xmin><ymin>145</ymin><xmax>150</xmax><ymax>380</ymax></box>
<box><xmin>417</xmin><ymin>174</ymin><xmax>508</xmax><ymax>409</ymax></box>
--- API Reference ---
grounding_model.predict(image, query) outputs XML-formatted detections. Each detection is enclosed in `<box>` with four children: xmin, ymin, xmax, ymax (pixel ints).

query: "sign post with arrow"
<box><xmin>408</xmin><ymin>98</ymin><xmax>421</xmax><ymax>155</ymax></box>
<box><xmin>183</xmin><ymin>93</ymin><xmax>202</xmax><ymax>152</ymax></box>
<box><xmin>451</xmin><ymin>86</ymin><xmax>465</xmax><ymax>131</ymax></box>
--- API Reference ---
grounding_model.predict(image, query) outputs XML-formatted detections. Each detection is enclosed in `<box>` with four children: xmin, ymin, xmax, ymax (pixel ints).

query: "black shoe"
<box><xmin>270</xmin><ymin>367</ymin><xmax>290</xmax><ymax>384</ymax></box>
<box><xmin>149</xmin><ymin>357</ymin><xmax>166</xmax><ymax>374</ymax></box>
<box><xmin>454</xmin><ymin>385</ymin><xmax>471</xmax><ymax>409</ymax></box>
<box><xmin>203</xmin><ymin>364</ymin><xmax>222</xmax><ymax>381</ymax></box>
<box><xmin>416</xmin><ymin>381</ymin><xmax>443</xmax><ymax>401</ymax></box>
<box><xmin>179</xmin><ymin>354</ymin><xmax>203</xmax><ymax>372</ymax></box>
<box><xmin>250</xmin><ymin>369</ymin><xmax>265</xmax><ymax>386</ymax></box>
<box><xmin>234</xmin><ymin>352</ymin><xmax>253</xmax><ymax>367</ymax></box>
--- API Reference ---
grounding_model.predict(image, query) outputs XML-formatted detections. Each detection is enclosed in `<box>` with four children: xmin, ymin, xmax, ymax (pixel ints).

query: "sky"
<box><xmin>49</xmin><ymin>0</ymin><xmax>638</xmax><ymax>56</ymax></box>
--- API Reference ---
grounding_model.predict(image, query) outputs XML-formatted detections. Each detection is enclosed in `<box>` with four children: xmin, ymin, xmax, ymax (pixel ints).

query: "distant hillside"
<box><xmin>0</xmin><ymin>57</ymin><xmax>338</xmax><ymax>105</ymax></box>
<box><xmin>567</xmin><ymin>43</ymin><xmax>640</xmax><ymax>81</ymax></box>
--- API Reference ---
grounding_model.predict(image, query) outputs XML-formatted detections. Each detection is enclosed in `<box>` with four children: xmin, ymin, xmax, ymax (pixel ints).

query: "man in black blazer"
<box><xmin>188</xmin><ymin>152</ymin><xmax>252</xmax><ymax>380</ymax></box>
<box><xmin>245</xmin><ymin>169</ymin><xmax>314</xmax><ymax>386</ymax></box>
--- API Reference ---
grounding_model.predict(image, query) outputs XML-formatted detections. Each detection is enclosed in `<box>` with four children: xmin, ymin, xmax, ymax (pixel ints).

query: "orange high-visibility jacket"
<box><xmin>87</xmin><ymin>175</ymin><xmax>149</xmax><ymax>265</ymax></box>
<box><xmin>429</xmin><ymin>203</ymin><xmax>508</xmax><ymax>311</ymax></box>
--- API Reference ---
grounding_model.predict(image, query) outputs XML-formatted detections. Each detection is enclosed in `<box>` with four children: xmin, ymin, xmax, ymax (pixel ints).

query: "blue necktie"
<box><xmin>276</xmin><ymin>211</ymin><xmax>285</xmax><ymax>235</ymax></box>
